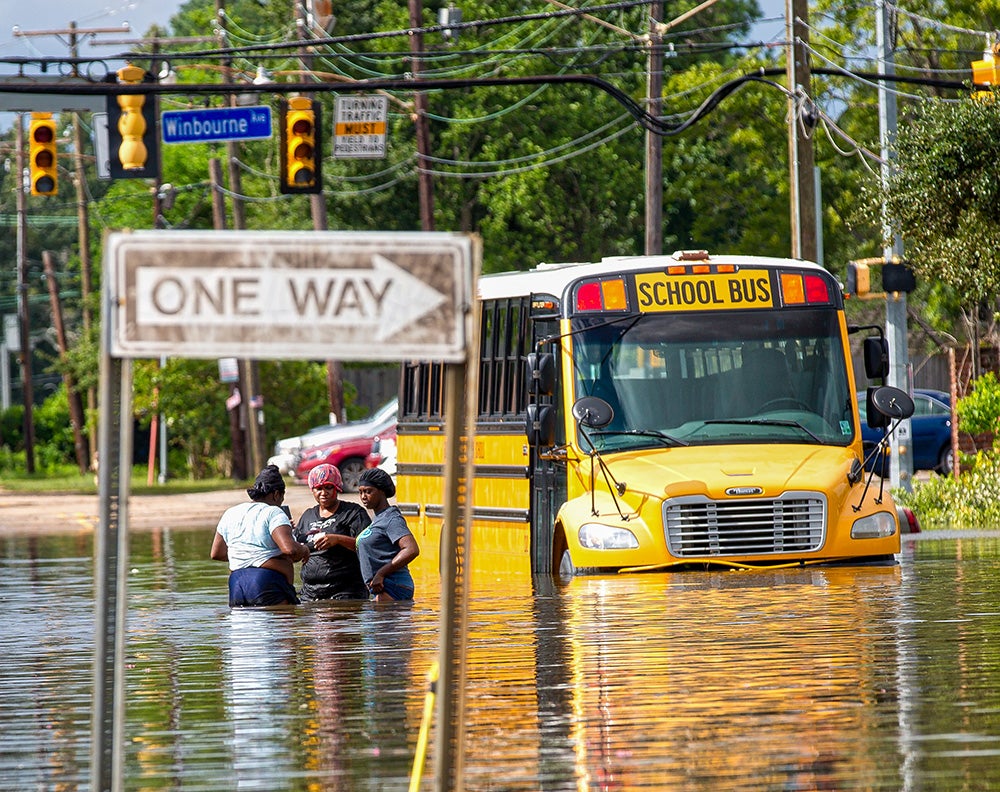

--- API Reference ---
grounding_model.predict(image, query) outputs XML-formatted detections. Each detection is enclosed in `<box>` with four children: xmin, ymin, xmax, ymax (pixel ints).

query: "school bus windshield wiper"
<box><xmin>701</xmin><ymin>419</ymin><xmax>823</xmax><ymax>444</ymax></box>
<box><xmin>589</xmin><ymin>429</ymin><xmax>689</xmax><ymax>447</ymax></box>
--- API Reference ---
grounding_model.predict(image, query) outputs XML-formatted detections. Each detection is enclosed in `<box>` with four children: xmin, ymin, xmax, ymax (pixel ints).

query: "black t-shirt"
<box><xmin>293</xmin><ymin>500</ymin><xmax>371</xmax><ymax>600</ymax></box>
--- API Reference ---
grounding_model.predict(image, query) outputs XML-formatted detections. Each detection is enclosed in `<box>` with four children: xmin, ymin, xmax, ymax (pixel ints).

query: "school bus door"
<box><xmin>528</xmin><ymin>314</ymin><xmax>567</xmax><ymax>575</ymax></box>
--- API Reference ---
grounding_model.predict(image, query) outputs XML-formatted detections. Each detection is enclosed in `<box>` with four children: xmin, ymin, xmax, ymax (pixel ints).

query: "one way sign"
<box><xmin>105</xmin><ymin>230</ymin><xmax>477</xmax><ymax>362</ymax></box>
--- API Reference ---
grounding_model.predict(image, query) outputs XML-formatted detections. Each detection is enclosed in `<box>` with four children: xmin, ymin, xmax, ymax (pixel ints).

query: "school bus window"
<box><xmin>478</xmin><ymin>305</ymin><xmax>494</xmax><ymax>416</ymax></box>
<box><xmin>401</xmin><ymin>361</ymin><xmax>445</xmax><ymax>421</ymax></box>
<box><xmin>477</xmin><ymin>297</ymin><xmax>531</xmax><ymax>419</ymax></box>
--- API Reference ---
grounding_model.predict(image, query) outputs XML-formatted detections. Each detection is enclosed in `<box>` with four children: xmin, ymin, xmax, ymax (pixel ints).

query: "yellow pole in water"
<box><xmin>409</xmin><ymin>661</ymin><xmax>439</xmax><ymax>792</ymax></box>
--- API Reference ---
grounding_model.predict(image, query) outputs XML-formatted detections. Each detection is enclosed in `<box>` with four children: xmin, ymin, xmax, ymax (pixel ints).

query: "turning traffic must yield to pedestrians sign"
<box><xmin>105</xmin><ymin>230</ymin><xmax>476</xmax><ymax>362</ymax></box>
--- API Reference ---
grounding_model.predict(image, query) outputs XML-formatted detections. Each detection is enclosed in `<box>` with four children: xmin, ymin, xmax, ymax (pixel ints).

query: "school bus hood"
<box><xmin>598</xmin><ymin>443</ymin><xmax>854</xmax><ymax>499</ymax></box>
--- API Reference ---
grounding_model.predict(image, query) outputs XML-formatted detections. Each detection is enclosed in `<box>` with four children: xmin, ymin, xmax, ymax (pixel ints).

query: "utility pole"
<box><xmin>408</xmin><ymin>0</ymin><xmax>435</xmax><ymax>230</ymax></box>
<box><xmin>209</xmin><ymin>157</ymin><xmax>249</xmax><ymax>480</ymax></box>
<box><xmin>638</xmin><ymin>0</ymin><xmax>721</xmax><ymax>254</ymax></box>
<box><xmin>785</xmin><ymin>0</ymin><xmax>817</xmax><ymax>262</ymax></box>
<box><xmin>67</xmin><ymin>22</ymin><xmax>98</xmax><ymax>470</ymax></box>
<box><xmin>216</xmin><ymin>0</ymin><xmax>264</xmax><ymax>474</ymax></box>
<box><xmin>644</xmin><ymin>0</ymin><xmax>663</xmax><ymax>255</ymax></box>
<box><xmin>876</xmin><ymin>0</ymin><xmax>913</xmax><ymax>491</ymax></box>
<box><xmin>293</xmin><ymin>0</ymin><xmax>344</xmax><ymax>423</ymax></box>
<box><xmin>43</xmin><ymin>251</ymin><xmax>89</xmax><ymax>473</ymax></box>
<box><xmin>15</xmin><ymin>117</ymin><xmax>36</xmax><ymax>473</ymax></box>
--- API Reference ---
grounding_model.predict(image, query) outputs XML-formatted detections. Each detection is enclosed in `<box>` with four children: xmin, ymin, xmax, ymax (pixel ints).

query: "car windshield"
<box><xmin>571</xmin><ymin>308</ymin><xmax>854</xmax><ymax>451</ymax></box>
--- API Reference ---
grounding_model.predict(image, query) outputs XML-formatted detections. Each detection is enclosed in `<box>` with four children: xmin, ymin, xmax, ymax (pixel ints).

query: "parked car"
<box><xmin>268</xmin><ymin>398</ymin><xmax>398</xmax><ymax>476</ymax></box>
<box><xmin>365</xmin><ymin>435</ymin><xmax>397</xmax><ymax>477</ymax></box>
<box><xmin>857</xmin><ymin>389</ymin><xmax>953</xmax><ymax>475</ymax></box>
<box><xmin>291</xmin><ymin>399</ymin><xmax>398</xmax><ymax>491</ymax></box>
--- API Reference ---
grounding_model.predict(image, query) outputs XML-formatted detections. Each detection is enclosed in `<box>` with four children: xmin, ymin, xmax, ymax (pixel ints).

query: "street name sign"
<box><xmin>161</xmin><ymin>105</ymin><xmax>272</xmax><ymax>144</ymax></box>
<box><xmin>334</xmin><ymin>95</ymin><xmax>388</xmax><ymax>158</ymax></box>
<box><xmin>104</xmin><ymin>230</ymin><xmax>475</xmax><ymax>361</ymax></box>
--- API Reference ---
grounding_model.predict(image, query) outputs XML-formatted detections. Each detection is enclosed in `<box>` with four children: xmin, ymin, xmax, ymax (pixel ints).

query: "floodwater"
<box><xmin>3</xmin><ymin>528</ymin><xmax>1000</xmax><ymax>791</ymax></box>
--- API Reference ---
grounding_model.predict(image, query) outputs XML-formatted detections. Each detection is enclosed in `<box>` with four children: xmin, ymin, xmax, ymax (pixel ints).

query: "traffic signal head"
<box><xmin>281</xmin><ymin>97</ymin><xmax>322</xmax><ymax>194</ymax></box>
<box><xmin>845</xmin><ymin>261</ymin><xmax>870</xmax><ymax>297</ymax></box>
<box><xmin>117</xmin><ymin>64</ymin><xmax>148</xmax><ymax>171</ymax></box>
<box><xmin>29</xmin><ymin>113</ymin><xmax>58</xmax><ymax>196</ymax></box>
<box><xmin>972</xmin><ymin>44</ymin><xmax>1000</xmax><ymax>101</ymax></box>
<box><xmin>882</xmin><ymin>261</ymin><xmax>916</xmax><ymax>293</ymax></box>
<box><xmin>105</xmin><ymin>64</ymin><xmax>159</xmax><ymax>180</ymax></box>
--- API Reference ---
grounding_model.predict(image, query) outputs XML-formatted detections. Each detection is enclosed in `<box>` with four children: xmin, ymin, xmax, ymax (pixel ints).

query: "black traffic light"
<box><xmin>105</xmin><ymin>64</ymin><xmax>160</xmax><ymax>180</ymax></box>
<box><xmin>28</xmin><ymin>113</ymin><xmax>58</xmax><ymax>196</ymax></box>
<box><xmin>280</xmin><ymin>97</ymin><xmax>322</xmax><ymax>194</ymax></box>
<box><xmin>882</xmin><ymin>261</ymin><xmax>916</xmax><ymax>293</ymax></box>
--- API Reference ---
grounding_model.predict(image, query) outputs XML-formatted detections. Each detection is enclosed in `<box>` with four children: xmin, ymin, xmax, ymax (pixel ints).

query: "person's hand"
<box><xmin>367</xmin><ymin>570</ymin><xmax>385</xmax><ymax>595</ymax></box>
<box><xmin>312</xmin><ymin>533</ymin><xmax>334</xmax><ymax>551</ymax></box>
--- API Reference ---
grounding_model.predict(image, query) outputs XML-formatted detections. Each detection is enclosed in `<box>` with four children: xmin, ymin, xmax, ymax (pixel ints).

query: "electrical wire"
<box><xmin>421</xmin><ymin>111</ymin><xmax>637</xmax><ymax>169</ymax></box>
<box><xmin>417</xmin><ymin>119</ymin><xmax>638</xmax><ymax>178</ymax></box>
<box><xmin>801</xmin><ymin>18</ymin><xmax>979</xmax><ymax>78</ymax></box>
<box><xmin>802</xmin><ymin>42</ymin><xmax>964</xmax><ymax>103</ymax></box>
<box><xmin>885</xmin><ymin>1</ymin><xmax>997</xmax><ymax>38</ymax></box>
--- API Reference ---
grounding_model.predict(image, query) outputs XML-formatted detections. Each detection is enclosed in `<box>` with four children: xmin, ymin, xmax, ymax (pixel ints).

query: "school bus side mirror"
<box><xmin>571</xmin><ymin>396</ymin><xmax>614</xmax><ymax>429</ymax></box>
<box><xmin>525</xmin><ymin>404</ymin><xmax>555</xmax><ymax>447</ymax></box>
<box><xmin>527</xmin><ymin>352</ymin><xmax>555</xmax><ymax>396</ymax></box>
<box><xmin>863</xmin><ymin>337</ymin><xmax>889</xmax><ymax>380</ymax></box>
<box><xmin>870</xmin><ymin>385</ymin><xmax>915</xmax><ymax>422</ymax></box>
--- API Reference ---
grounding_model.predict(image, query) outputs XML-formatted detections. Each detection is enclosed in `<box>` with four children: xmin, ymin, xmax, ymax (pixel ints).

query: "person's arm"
<box><xmin>272</xmin><ymin>523</ymin><xmax>310</xmax><ymax>563</ymax></box>
<box><xmin>368</xmin><ymin>534</ymin><xmax>419</xmax><ymax>592</ymax></box>
<box><xmin>311</xmin><ymin>506</ymin><xmax>368</xmax><ymax>552</ymax></box>
<box><xmin>210</xmin><ymin>532</ymin><xmax>229</xmax><ymax>562</ymax></box>
<box><xmin>312</xmin><ymin>532</ymin><xmax>357</xmax><ymax>552</ymax></box>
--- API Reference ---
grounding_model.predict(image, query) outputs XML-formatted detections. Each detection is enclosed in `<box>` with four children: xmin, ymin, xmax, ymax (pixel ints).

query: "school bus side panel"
<box><xmin>398</xmin><ymin>426</ymin><xmax>535</xmax><ymax>579</ymax></box>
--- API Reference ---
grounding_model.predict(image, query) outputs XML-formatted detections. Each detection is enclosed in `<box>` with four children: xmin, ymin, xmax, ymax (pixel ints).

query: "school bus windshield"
<box><xmin>571</xmin><ymin>308</ymin><xmax>854</xmax><ymax>451</ymax></box>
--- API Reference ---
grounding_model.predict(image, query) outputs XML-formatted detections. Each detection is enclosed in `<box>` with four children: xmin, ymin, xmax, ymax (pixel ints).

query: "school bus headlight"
<box><xmin>579</xmin><ymin>522</ymin><xmax>639</xmax><ymax>550</ymax></box>
<box><xmin>851</xmin><ymin>511</ymin><xmax>897</xmax><ymax>539</ymax></box>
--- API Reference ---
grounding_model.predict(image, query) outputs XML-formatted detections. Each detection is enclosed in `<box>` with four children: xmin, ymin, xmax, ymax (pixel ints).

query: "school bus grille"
<box><xmin>663</xmin><ymin>493</ymin><xmax>826</xmax><ymax>557</ymax></box>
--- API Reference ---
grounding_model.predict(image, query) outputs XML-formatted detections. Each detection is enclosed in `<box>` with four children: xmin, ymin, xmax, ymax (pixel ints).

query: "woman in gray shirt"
<box><xmin>355</xmin><ymin>468</ymin><xmax>419</xmax><ymax>601</ymax></box>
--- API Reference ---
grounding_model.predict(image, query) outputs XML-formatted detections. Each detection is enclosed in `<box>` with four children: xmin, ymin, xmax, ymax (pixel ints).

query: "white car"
<box><xmin>268</xmin><ymin>398</ymin><xmax>398</xmax><ymax>476</ymax></box>
<box><xmin>366</xmin><ymin>436</ymin><xmax>397</xmax><ymax>477</ymax></box>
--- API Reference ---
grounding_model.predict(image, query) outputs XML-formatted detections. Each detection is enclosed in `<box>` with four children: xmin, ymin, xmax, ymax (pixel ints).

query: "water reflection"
<box><xmin>2</xmin><ymin>528</ymin><xmax>1000</xmax><ymax>789</ymax></box>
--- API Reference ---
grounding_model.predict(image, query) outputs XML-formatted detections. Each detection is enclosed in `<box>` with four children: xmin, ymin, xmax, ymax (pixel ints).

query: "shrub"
<box><xmin>896</xmin><ymin>451</ymin><xmax>1000</xmax><ymax>528</ymax></box>
<box><xmin>956</xmin><ymin>371</ymin><xmax>1000</xmax><ymax>438</ymax></box>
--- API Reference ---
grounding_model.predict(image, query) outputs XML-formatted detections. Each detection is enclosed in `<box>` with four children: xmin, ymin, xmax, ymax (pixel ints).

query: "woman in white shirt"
<box><xmin>210</xmin><ymin>464</ymin><xmax>310</xmax><ymax>606</ymax></box>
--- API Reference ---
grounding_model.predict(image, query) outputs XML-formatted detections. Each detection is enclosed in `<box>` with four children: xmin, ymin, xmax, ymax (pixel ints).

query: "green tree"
<box><xmin>861</xmin><ymin>96</ymin><xmax>1000</xmax><ymax>358</ymax></box>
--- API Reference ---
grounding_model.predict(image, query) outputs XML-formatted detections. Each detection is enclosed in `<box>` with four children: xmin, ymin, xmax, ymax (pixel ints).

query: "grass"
<box><xmin>0</xmin><ymin>465</ymin><xmax>246</xmax><ymax>496</ymax></box>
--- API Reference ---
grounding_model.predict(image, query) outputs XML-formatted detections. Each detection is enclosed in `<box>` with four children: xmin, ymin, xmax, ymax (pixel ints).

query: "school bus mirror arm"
<box><xmin>537</xmin><ymin>444</ymin><xmax>576</xmax><ymax>462</ymax></box>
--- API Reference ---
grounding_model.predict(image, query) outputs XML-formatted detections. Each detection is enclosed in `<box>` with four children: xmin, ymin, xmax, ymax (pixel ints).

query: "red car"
<box><xmin>293</xmin><ymin>400</ymin><xmax>397</xmax><ymax>491</ymax></box>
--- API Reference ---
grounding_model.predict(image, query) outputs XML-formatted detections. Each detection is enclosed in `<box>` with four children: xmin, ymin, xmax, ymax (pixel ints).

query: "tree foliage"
<box><xmin>8</xmin><ymin>0</ymin><xmax>995</xmax><ymax>477</ymax></box>
<box><xmin>867</xmin><ymin>97</ymin><xmax>1000</xmax><ymax>305</ymax></box>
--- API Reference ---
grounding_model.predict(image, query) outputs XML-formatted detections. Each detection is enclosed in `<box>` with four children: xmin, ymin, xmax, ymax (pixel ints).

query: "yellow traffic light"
<box><xmin>846</xmin><ymin>261</ymin><xmax>870</xmax><ymax>297</ymax></box>
<box><xmin>281</xmin><ymin>97</ymin><xmax>322</xmax><ymax>194</ymax></box>
<box><xmin>972</xmin><ymin>43</ymin><xmax>1000</xmax><ymax>101</ymax></box>
<box><xmin>28</xmin><ymin>113</ymin><xmax>58</xmax><ymax>196</ymax></box>
<box><xmin>117</xmin><ymin>64</ymin><xmax>148</xmax><ymax>171</ymax></box>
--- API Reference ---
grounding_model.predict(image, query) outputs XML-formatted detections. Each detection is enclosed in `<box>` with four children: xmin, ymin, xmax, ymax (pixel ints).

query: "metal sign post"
<box><xmin>94</xmin><ymin>230</ymin><xmax>477</xmax><ymax>792</ymax></box>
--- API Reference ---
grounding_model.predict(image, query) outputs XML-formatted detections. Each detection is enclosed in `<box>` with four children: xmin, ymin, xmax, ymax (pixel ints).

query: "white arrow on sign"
<box><xmin>134</xmin><ymin>253</ymin><xmax>447</xmax><ymax>342</ymax></box>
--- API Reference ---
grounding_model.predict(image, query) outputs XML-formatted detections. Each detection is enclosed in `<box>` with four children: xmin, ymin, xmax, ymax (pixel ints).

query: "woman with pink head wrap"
<box><xmin>292</xmin><ymin>463</ymin><xmax>372</xmax><ymax>600</ymax></box>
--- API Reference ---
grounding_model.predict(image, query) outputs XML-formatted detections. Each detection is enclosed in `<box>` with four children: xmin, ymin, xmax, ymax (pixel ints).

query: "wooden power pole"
<box><xmin>785</xmin><ymin>0</ymin><xmax>817</xmax><ymax>262</ymax></box>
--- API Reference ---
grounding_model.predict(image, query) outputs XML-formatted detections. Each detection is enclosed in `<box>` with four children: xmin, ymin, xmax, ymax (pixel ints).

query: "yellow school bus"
<box><xmin>397</xmin><ymin>250</ymin><xmax>913</xmax><ymax>578</ymax></box>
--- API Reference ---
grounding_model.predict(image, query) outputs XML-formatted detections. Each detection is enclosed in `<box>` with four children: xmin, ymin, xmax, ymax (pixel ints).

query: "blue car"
<box><xmin>858</xmin><ymin>389</ymin><xmax>954</xmax><ymax>475</ymax></box>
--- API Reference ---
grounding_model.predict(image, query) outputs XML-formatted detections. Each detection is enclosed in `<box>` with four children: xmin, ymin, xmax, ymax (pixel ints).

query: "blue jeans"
<box><xmin>375</xmin><ymin>569</ymin><xmax>414</xmax><ymax>601</ymax></box>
